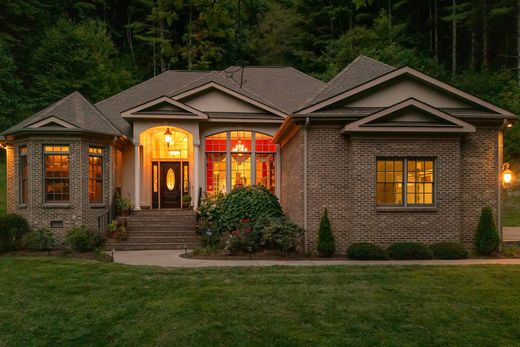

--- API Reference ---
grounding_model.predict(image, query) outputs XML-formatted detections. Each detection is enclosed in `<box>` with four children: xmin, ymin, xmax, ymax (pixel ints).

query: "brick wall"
<box><xmin>280</xmin><ymin>125</ymin><xmax>499</xmax><ymax>254</ymax></box>
<box><xmin>9</xmin><ymin>136</ymin><xmax>113</xmax><ymax>244</ymax></box>
<box><xmin>280</xmin><ymin>129</ymin><xmax>304</xmax><ymax>227</ymax></box>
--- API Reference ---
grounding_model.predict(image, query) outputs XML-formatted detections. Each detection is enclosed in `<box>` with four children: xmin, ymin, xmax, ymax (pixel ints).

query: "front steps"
<box><xmin>107</xmin><ymin>209</ymin><xmax>199</xmax><ymax>251</ymax></box>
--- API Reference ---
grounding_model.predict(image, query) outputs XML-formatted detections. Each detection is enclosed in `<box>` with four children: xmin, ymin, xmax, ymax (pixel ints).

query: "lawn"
<box><xmin>0</xmin><ymin>151</ymin><xmax>5</xmax><ymax>215</ymax></box>
<box><xmin>1</xmin><ymin>258</ymin><xmax>520</xmax><ymax>346</ymax></box>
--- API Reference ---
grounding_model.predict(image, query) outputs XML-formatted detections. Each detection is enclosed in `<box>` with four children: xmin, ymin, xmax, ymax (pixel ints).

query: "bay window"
<box><xmin>44</xmin><ymin>145</ymin><xmax>69</xmax><ymax>203</ymax></box>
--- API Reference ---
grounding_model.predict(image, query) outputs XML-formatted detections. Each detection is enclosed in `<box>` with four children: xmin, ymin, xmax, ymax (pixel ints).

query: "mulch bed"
<box><xmin>0</xmin><ymin>250</ymin><xmax>113</xmax><ymax>262</ymax></box>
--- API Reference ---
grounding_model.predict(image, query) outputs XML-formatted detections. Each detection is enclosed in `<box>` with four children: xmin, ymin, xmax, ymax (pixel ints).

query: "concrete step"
<box><xmin>130</xmin><ymin>210</ymin><xmax>196</xmax><ymax>216</ymax></box>
<box><xmin>107</xmin><ymin>243</ymin><xmax>200</xmax><ymax>251</ymax></box>
<box><xmin>125</xmin><ymin>236</ymin><xmax>199</xmax><ymax>243</ymax></box>
<box><xmin>127</xmin><ymin>230</ymin><xmax>197</xmax><ymax>237</ymax></box>
<box><xmin>124</xmin><ymin>224</ymin><xmax>196</xmax><ymax>231</ymax></box>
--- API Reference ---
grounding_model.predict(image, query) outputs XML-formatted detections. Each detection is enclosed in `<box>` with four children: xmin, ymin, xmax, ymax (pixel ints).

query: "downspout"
<box><xmin>303</xmin><ymin>117</ymin><xmax>309</xmax><ymax>253</ymax></box>
<box><xmin>498</xmin><ymin>119</ymin><xmax>506</xmax><ymax>251</ymax></box>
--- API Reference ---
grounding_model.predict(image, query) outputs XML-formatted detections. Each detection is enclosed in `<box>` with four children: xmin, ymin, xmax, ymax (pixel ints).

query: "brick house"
<box><xmin>2</xmin><ymin>56</ymin><xmax>516</xmax><ymax>251</ymax></box>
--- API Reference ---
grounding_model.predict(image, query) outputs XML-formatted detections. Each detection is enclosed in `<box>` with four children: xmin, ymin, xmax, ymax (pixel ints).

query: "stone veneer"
<box><xmin>6</xmin><ymin>135</ymin><xmax>113</xmax><ymax>243</ymax></box>
<box><xmin>280</xmin><ymin>125</ymin><xmax>500</xmax><ymax>254</ymax></box>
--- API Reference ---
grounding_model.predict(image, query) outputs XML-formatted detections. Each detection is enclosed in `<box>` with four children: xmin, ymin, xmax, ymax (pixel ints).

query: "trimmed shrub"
<box><xmin>24</xmin><ymin>228</ymin><xmax>57</xmax><ymax>252</ymax></box>
<box><xmin>475</xmin><ymin>206</ymin><xmax>500</xmax><ymax>255</ymax></box>
<box><xmin>213</xmin><ymin>186</ymin><xmax>284</xmax><ymax>234</ymax></box>
<box><xmin>0</xmin><ymin>214</ymin><xmax>31</xmax><ymax>251</ymax></box>
<box><xmin>65</xmin><ymin>226</ymin><xmax>106</xmax><ymax>252</ymax></box>
<box><xmin>317</xmin><ymin>209</ymin><xmax>335</xmax><ymax>257</ymax></box>
<box><xmin>429</xmin><ymin>242</ymin><xmax>468</xmax><ymax>259</ymax></box>
<box><xmin>257</xmin><ymin>216</ymin><xmax>303</xmax><ymax>256</ymax></box>
<box><xmin>387</xmin><ymin>242</ymin><xmax>433</xmax><ymax>260</ymax></box>
<box><xmin>347</xmin><ymin>242</ymin><xmax>387</xmax><ymax>260</ymax></box>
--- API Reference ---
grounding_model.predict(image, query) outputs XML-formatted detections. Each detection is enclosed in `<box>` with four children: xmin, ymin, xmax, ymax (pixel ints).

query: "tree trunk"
<box><xmin>471</xmin><ymin>29</ymin><xmax>476</xmax><ymax>70</ymax></box>
<box><xmin>188</xmin><ymin>5</ymin><xmax>192</xmax><ymax>71</ymax></box>
<box><xmin>452</xmin><ymin>0</ymin><xmax>457</xmax><ymax>78</ymax></box>
<box><xmin>483</xmin><ymin>0</ymin><xmax>488</xmax><ymax>67</ymax></box>
<box><xmin>434</xmin><ymin>0</ymin><xmax>438</xmax><ymax>62</ymax></box>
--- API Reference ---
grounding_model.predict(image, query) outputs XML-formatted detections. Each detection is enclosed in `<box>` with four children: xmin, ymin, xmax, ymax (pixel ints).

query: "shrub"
<box><xmin>221</xmin><ymin>219</ymin><xmax>260</xmax><ymax>254</ymax></box>
<box><xmin>347</xmin><ymin>242</ymin><xmax>387</xmax><ymax>260</ymax></box>
<box><xmin>317</xmin><ymin>209</ymin><xmax>335</xmax><ymax>257</ymax></box>
<box><xmin>258</xmin><ymin>216</ymin><xmax>303</xmax><ymax>256</ymax></box>
<box><xmin>502</xmin><ymin>245</ymin><xmax>520</xmax><ymax>258</ymax></box>
<box><xmin>23</xmin><ymin>228</ymin><xmax>56</xmax><ymax>252</ymax></box>
<box><xmin>429</xmin><ymin>242</ymin><xmax>468</xmax><ymax>259</ymax></box>
<box><xmin>387</xmin><ymin>242</ymin><xmax>433</xmax><ymax>260</ymax></box>
<box><xmin>475</xmin><ymin>206</ymin><xmax>500</xmax><ymax>255</ymax></box>
<box><xmin>65</xmin><ymin>226</ymin><xmax>106</xmax><ymax>252</ymax></box>
<box><xmin>215</xmin><ymin>186</ymin><xmax>284</xmax><ymax>234</ymax></box>
<box><xmin>0</xmin><ymin>214</ymin><xmax>31</xmax><ymax>251</ymax></box>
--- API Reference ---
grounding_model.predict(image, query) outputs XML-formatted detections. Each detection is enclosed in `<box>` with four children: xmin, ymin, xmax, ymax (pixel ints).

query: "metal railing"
<box><xmin>97</xmin><ymin>191</ymin><xmax>118</xmax><ymax>234</ymax></box>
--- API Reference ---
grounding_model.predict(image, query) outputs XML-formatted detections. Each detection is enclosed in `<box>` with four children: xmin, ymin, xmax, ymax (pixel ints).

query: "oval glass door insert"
<box><xmin>166</xmin><ymin>168</ymin><xmax>175</xmax><ymax>191</ymax></box>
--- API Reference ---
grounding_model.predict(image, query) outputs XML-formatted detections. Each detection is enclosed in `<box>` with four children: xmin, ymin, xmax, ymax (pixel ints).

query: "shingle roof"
<box><xmin>3</xmin><ymin>92</ymin><xmax>120</xmax><ymax>136</ymax></box>
<box><xmin>221</xmin><ymin>66</ymin><xmax>326</xmax><ymax>113</ymax></box>
<box><xmin>304</xmin><ymin>56</ymin><xmax>396</xmax><ymax>109</ymax></box>
<box><xmin>96</xmin><ymin>70</ymin><xmax>210</xmax><ymax>136</ymax></box>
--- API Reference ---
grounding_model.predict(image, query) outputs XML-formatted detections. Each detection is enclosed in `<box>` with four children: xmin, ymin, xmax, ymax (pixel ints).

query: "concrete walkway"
<box><xmin>112</xmin><ymin>250</ymin><xmax>520</xmax><ymax>268</ymax></box>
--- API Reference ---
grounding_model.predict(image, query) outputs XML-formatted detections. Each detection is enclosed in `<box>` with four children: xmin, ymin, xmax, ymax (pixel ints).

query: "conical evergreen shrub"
<box><xmin>317</xmin><ymin>208</ymin><xmax>335</xmax><ymax>257</ymax></box>
<box><xmin>475</xmin><ymin>206</ymin><xmax>500</xmax><ymax>255</ymax></box>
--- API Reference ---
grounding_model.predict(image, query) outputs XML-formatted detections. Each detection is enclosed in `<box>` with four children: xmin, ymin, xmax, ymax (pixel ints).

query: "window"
<box><xmin>19</xmin><ymin>146</ymin><xmax>28</xmax><ymax>204</ymax></box>
<box><xmin>376</xmin><ymin>158</ymin><xmax>434</xmax><ymax>207</ymax></box>
<box><xmin>44</xmin><ymin>145</ymin><xmax>69</xmax><ymax>202</ymax></box>
<box><xmin>205</xmin><ymin>131</ymin><xmax>277</xmax><ymax>194</ymax></box>
<box><xmin>89</xmin><ymin>146</ymin><xmax>103</xmax><ymax>204</ymax></box>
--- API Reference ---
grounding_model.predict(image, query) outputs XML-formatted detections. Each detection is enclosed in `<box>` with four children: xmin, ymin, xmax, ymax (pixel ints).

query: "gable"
<box><xmin>137</xmin><ymin>101</ymin><xmax>190</xmax><ymax>114</ymax></box>
<box><xmin>341</xmin><ymin>99</ymin><xmax>476</xmax><ymax>134</ymax></box>
<box><xmin>27</xmin><ymin>116</ymin><xmax>77</xmax><ymax>129</ymax></box>
<box><xmin>181</xmin><ymin>88</ymin><xmax>267</xmax><ymax>113</ymax></box>
<box><xmin>341</xmin><ymin>77</ymin><xmax>469</xmax><ymax>108</ymax></box>
<box><xmin>121</xmin><ymin>96</ymin><xmax>208</xmax><ymax>120</ymax></box>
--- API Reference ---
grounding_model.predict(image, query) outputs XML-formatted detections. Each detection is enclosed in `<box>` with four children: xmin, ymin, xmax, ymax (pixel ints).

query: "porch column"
<box><xmin>134</xmin><ymin>143</ymin><xmax>141</xmax><ymax>210</ymax></box>
<box><xmin>193</xmin><ymin>143</ymin><xmax>200</xmax><ymax>208</ymax></box>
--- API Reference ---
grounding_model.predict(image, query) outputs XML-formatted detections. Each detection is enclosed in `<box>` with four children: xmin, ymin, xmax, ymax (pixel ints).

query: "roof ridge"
<box><xmin>357</xmin><ymin>55</ymin><xmax>395</xmax><ymax>69</ymax></box>
<box><xmin>72</xmin><ymin>92</ymin><xmax>121</xmax><ymax>134</ymax></box>
<box><xmin>286</xmin><ymin>67</ymin><xmax>326</xmax><ymax>86</ymax></box>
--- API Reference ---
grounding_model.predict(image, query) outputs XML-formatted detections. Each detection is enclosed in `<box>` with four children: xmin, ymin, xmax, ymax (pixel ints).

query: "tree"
<box><xmin>28</xmin><ymin>19</ymin><xmax>136</xmax><ymax>109</ymax></box>
<box><xmin>0</xmin><ymin>39</ymin><xmax>26</xmax><ymax>130</ymax></box>
<box><xmin>475</xmin><ymin>206</ymin><xmax>500</xmax><ymax>255</ymax></box>
<box><xmin>317</xmin><ymin>208</ymin><xmax>335</xmax><ymax>257</ymax></box>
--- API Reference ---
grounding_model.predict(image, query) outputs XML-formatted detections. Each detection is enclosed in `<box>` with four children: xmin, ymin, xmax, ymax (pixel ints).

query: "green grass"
<box><xmin>0</xmin><ymin>151</ymin><xmax>5</xmax><ymax>215</ymax></box>
<box><xmin>2</xmin><ymin>258</ymin><xmax>520</xmax><ymax>346</ymax></box>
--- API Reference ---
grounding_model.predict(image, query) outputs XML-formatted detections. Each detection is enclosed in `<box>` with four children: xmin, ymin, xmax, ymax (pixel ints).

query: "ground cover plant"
<box><xmin>2</xmin><ymin>258</ymin><xmax>520</xmax><ymax>346</ymax></box>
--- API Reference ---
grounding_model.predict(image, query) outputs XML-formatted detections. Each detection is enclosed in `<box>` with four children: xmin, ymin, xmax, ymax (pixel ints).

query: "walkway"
<box><xmin>112</xmin><ymin>250</ymin><xmax>520</xmax><ymax>268</ymax></box>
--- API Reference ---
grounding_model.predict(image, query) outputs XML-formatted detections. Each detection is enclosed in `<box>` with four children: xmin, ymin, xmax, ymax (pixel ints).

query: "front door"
<box><xmin>160</xmin><ymin>162</ymin><xmax>181</xmax><ymax>208</ymax></box>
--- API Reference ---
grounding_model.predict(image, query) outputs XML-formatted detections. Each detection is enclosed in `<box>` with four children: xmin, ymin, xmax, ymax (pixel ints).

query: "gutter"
<box><xmin>303</xmin><ymin>116</ymin><xmax>309</xmax><ymax>253</ymax></box>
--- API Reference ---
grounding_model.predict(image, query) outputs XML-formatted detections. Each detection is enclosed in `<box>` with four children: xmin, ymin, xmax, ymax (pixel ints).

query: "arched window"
<box><xmin>205</xmin><ymin>131</ymin><xmax>276</xmax><ymax>195</ymax></box>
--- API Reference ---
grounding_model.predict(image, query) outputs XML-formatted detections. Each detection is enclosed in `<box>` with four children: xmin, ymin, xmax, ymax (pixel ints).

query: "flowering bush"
<box><xmin>220</xmin><ymin>219</ymin><xmax>260</xmax><ymax>254</ymax></box>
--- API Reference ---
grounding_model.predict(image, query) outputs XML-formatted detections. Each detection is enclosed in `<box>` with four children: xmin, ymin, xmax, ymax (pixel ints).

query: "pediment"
<box><xmin>300</xmin><ymin>67</ymin><xmax>514</xmax><ymax>116</ymax></box>
<box><xmin>172</xmin><ymin>82</ymin><xmax>287</xmax><ymax>118</ymax></box>
<box><xmin>341</xmin><ymin>99</ymin><xmax>476</xmax><ymax>134</ymax></box>
<box><xmin>27</xmin><ymin>116</ymin><xmax>77</xmax><ymax>129</ymax></box>
<box><xmin>121</xmin><ymin>96</ymin><xmax>208</xmax><ymax>119</ymax></box>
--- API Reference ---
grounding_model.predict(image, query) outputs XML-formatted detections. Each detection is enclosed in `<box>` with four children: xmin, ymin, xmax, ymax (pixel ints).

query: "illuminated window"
<box><xmin>44</xmin><ymin>145</ymin><xmax>69</xmax><ymax>203</ymax></box>
<box><xmin>151</xmin><ymin>128</ymin><xmax>189</xmax><ymax>159</ymax></box>
<box><xmin>88</xmin><ymin>147</ymin><xmax>103</xmax><ymax>204</ymax></box>
<box><xmin>205</xmin><ymin>131</ymin><xmax>276</xmax><ymax>194</ymax></box>
<box><xmin>19</xmin><ymin>146</ymin><xmax>28</xmax><ymax>204</ymax></box>
<box><xmin>376</xmin><ymin>158</ymin><xmax>434</xmax><ymax>207</ymax></box>
<box><xmin>256</xmin><ymin>154</ymin><xmax>275</xmax><ymax>193</ymax></box>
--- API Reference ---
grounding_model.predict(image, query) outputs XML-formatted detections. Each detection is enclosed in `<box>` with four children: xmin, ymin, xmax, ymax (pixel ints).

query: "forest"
<box><xmin>2</xmin><ymin>0</ymin><xmax>520</xmax><ymax>158</ymax></box>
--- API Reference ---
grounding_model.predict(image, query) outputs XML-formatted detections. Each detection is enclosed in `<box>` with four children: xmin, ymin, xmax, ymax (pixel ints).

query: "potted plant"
<box><xmin>182</xmin><ymin>194</ymin><xmax>192</xmax><ymax>209</ymax></box>
<box><xmin>116</xmin><ymin>196</ymin><xmax>133</xmax><ymax>216</ymax></box>
<box><xmin>107</xmin><ymin>220</ymin><xmax>118</xmax><ymax>238</ymax></box>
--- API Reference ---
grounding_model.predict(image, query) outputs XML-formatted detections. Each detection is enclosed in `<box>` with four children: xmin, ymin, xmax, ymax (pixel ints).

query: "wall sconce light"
<box><xmin>164</xmin><ymin>128</ymin><xmax>172</xmax><ymax>147</ymax></box>
<box><xmin>503</xmin><ymin>162</ymin><xmax>513</xmax><ymax>188</ymax></box>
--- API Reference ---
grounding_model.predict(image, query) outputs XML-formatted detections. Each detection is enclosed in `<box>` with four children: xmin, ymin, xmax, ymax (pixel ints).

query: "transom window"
<box><xmin>44</xmin><ymin>145</ymin><xmax>69</xmax><ymax>203</ymax></box>
<box><xmin>376</xmin><ymin>158</ymin><xmax>434</xmax><ymax>207</ymax></box>
<box><xmin>88</xmin><ymin>146</ymin><xmax>104</xmax><ymax>204</ymax></box>
<box><xmin>205</xmin><ymin>131</ymin><xmax>276</xmax><ymax>195</ymax></box>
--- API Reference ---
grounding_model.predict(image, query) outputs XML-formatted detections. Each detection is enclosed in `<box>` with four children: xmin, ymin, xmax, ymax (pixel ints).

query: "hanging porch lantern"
<box><xmin>164</xmin><ymin>128</ymin><xmax>173</xmax><ymax>147</ymax></box>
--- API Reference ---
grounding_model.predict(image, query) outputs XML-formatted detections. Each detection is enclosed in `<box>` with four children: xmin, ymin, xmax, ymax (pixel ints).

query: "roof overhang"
<box><xmin>171</xmin><ymin>81</ymin><xmax>288</xmax><ymax>118</ymax></box>
<box><xmin>299</xmin><ymin>66</ymin><xmax>516</xmax><ymax>117</ymax></box>
<box><xmin>341</xmin><ymin>98</ymin><xmax>476</xmax><ymax>134</ymax></box>
<box><xmin>121</xmin><ymin>96</ymin><xmax>209</xmax><ymax>120</ymax></box>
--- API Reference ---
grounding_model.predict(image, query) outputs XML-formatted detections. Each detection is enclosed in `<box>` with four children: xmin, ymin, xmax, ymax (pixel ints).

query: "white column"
<box><xmin>134</xmin><ymin>143</ymin><xmax>141</xmax><ymax>210</ymax></box>
<box><xmin>193</xmin><ymin>143</ymin><xmax>200</xmax><ymax>208</ymax></box>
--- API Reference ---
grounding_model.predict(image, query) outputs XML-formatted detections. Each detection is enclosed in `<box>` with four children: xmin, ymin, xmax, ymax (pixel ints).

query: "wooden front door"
<box><xmin>160</xmin><ymin>162</ymin><xmax>181</xmax><ymax>208</ymax></box>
